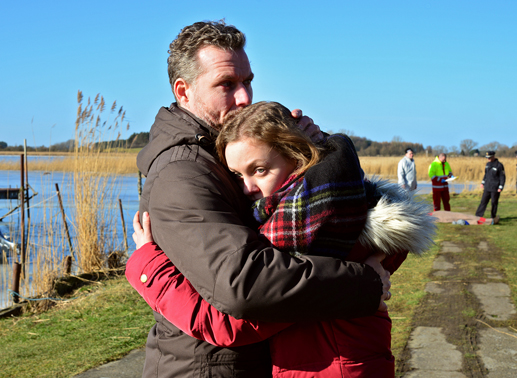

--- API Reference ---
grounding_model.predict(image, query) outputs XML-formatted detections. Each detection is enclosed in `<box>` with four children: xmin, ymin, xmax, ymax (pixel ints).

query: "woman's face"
<box><xmin>225</xmin><ymin>137</ymin><xmax>297</xmax><ymax>201</ymax></box>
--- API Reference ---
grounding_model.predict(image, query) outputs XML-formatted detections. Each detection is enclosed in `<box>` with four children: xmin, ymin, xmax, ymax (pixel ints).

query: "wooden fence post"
<box><xmin>55</xmin><ymin>183</ymin><xmax>75</xmax><ymax>262</ymax></box>
<box><xmin>12</xmin><ymin>262</ymin><xmax>21</xmax><ymax>304</ymax></box>
<box><xmin>62</xmin><ymin>255</ymin><xmax>72</xmax><ymax>275</ymax></box>
<box><xmin>137</xmin><ymin>171</ymin><xmax>142</xmax><ymax>201</ymax></box>
<box><xmin>20</xmin><ymin>155</ymin><xmax>25</xmax><ymax>278</ymax></box>
<box><xmin>118</xmin><ymin>198</ymin><xmax>128</xmax><ymax>254</ymax></box>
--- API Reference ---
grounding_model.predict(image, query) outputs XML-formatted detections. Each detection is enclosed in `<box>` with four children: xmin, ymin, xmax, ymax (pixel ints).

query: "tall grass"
<box><xmin>3</xmin><ymin>154</ymin><xmax>513</xmax><ymax>189</ymax></box>
<box><xmin>71</xmin><ymin>91</ymin><xmax>128</xmax><ymax>272</ymax></box>
<box><xmin>0</xmin><ymin>154</ymin><xmax>137</xmax><ymax>174</ymax></box>
<box><xmin>1</xmin><ymin>91</ymin><xmax>131</xmax><ymax>309</ymax></box>
<box><xmin>359</xmin><ymin>155</ymin><xmax>516</xmax><ymax>189</ymax></box>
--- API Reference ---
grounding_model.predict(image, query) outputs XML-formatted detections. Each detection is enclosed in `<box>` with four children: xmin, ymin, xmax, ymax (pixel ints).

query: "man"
<box><xmin>130</xmin><ymin>21</ymin><xmax>389</xmax><ymax>377</ymax></box>
<box><xmin>428</xmin><ymin>153</ymin><xmax>453</xmax><ymax>211</ymax></box>
<box><xmin>475</xmin><ymin>151</ymin><xmax>505</xmax><ymax>220</ymax></box>
<box><xmin>398</xmin><ymin>147</ymin><xmax>417</xmax><ymax>190</ymax></box>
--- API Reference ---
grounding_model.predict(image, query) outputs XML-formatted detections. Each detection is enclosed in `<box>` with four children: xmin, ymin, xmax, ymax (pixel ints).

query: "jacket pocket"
<box><xmin>195</xmin><ymin>352</ymin><xmax>272</xmax><ymax>378</ymax></box>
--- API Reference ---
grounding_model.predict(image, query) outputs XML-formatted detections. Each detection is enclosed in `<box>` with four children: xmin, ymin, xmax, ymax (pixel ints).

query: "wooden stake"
<box><xmin>12</xmin><ymin>262</ymin><xmax>21</xmax><ymax>304</ymax></box>
<box><xmin>118</xmin><ymin>198</ymin><xmax>128</xmax><ymax>254</ymax></box>
<box><xmin>137</xmin><ymin>171</ymin><xmax>142</xmax><ymax>201</ymax></box>
<box><xmin>55</xmin><ymin>183</ymin><xmax>75</xmax><ymax>262</ymax></box>
<box><xmin>20</xmin><ymin>155</ymin><xmax>25</xmax><ymax>278</ymax></box>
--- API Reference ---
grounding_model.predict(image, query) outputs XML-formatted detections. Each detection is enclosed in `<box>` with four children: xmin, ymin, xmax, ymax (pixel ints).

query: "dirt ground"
<box><xmin>395</xmin><ymin>227</ymin><xmax>517</xmax><ymax>377</ymax></box>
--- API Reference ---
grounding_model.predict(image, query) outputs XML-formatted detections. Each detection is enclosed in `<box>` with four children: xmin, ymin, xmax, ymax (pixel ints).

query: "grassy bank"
<box><xmin>0</xmin><ymin>275</ymin><xmax>153</xmax><ymax>378</ymax></box>
<box><xmin>0</xmin><ymin>193</ymin><xmax>515</xmax><ymax>377</ymax></box>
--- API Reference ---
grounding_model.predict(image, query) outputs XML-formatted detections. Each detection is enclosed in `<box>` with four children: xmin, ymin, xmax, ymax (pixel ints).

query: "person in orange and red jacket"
<box><xmin>428</xmin><ymin>153</ymin><xmax>453</xmax><ymax>211</ymax></box>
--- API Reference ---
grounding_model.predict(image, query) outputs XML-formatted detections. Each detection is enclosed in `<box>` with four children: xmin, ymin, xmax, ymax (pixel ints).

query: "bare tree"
<box><xmin>479</xmin><ymin>141</ymin><xmax>501</xmax><ymax>152</ymax></box>
<box><xmin>459</xmin><ymin>139</ymin><xmax>478</xmax><ymax>155</ymax></box>
<box><xmin>448</xmin><ymin>145</ymin><xmax>460</xmax><ymax>155</ymax></box>
<box><xmin>432</xmin><ymin>145</ymin><xmax>448</xmax><ymax>155</ymax></box>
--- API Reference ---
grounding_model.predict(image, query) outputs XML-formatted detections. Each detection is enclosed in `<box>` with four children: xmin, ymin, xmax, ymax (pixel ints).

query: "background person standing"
<box><xmin>428</xmin><ymin>153</ymin><xmax>453</xmax><ymax>211</ymax></box>
<box><xmin>398</xmin><ymin>147</ymin><xmax>417</xmax><ymax>191</ymax></box>
<box><xmin>475</xmin><ymin>151</ymin><xmax>505</xmax><ymax>220</ymax></box>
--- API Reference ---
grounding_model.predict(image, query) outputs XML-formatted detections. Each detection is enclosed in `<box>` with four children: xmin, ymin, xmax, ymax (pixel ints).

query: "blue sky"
<box><xmin>1</xmin><ymin>0</ymin><xmax>516</xmax><ymax>151</ymax></box>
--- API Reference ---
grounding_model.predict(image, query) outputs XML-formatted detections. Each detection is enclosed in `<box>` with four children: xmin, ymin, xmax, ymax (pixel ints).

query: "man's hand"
<box><xmin>291</xmin><ymin>108</ymin><xmax>325</xmax><ymax>143</ymax></box>
<box><xmin>498</xmin><ymin>189</ymin><xmax>502</xmax><ymax>192</ymax></box>
<box><xmin>132</xmin><ymin>211</ymin><xmax>154</xmax><ymax>249</ymax></box>
<box><xmin>364</xmin><ymin>252</ymin><xmax>391</xmax><ymax>312</ymax></box>
<box><xmin>480</xmin><ymin>184</ymin><xmax>484</xmax><ymax>189</ymax></box>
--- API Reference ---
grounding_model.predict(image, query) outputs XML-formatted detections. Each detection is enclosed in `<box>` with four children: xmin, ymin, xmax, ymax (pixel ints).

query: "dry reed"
<box><xmin>0</xmin><ymin>154</ymin><xmax>138</xmax><ymax>175</ymax></box>
<box><xmin>71</xmin><ymin>91</ymin><xmax>128</xmax><ymax>272</ymax></box>
<box><xmin>359</xmin><ymin>155</ymin><xmax>516</xmax><ymax>189</ymax></box>
<box><xmin>0</xmin><ymin>91</ymin><xmax>131</xmax><ymax>309</ymax></box>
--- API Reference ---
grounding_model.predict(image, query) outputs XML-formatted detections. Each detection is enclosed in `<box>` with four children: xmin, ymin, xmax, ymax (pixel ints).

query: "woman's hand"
<box><xmin>364</xmin><ymin>252</ymin><xmax>391</xmax><ymax>312</ymax></box>
<box><xmin>132</xmin><ymin>211</ymin><xmax>154</xmax><ymax>249</ymax></box>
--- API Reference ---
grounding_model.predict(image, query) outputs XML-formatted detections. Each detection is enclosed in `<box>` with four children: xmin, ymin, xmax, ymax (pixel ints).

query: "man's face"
<box><xmin>405</xmin><ymin>150</ymin><xmax>414</xmax><ymax>159</ymax></box>
<box><xmin>439</xmin><ymin>155</ymin><xmax>447</xmax><ymax>163</ymax></box>
<box><xmin>487</xmin><ymin>156</ymin><xmax>495</xmax><ymax>162</ymax></box>
<box><xmin>183</xmin><ymin>46</ymin><xmax>253</xmax><ymax>129</ymax></box>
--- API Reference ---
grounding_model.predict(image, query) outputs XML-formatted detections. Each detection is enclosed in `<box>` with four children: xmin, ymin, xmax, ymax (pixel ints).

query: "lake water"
<box><xmin>0</xmin><ymin>168</ymin><xmax>142</xmax><ymax>309</ymax></box>
<box><xmin>0</xmin><ymin>154</ymin><xmax>66</xmax><ymax>166</ymax></box>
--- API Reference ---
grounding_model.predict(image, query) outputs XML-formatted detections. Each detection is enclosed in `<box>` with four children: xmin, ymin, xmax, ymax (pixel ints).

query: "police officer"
<box><xmin>475</xmin><ymin>151</ymin><xmax>505</xmax><ymax>220</ymax></box>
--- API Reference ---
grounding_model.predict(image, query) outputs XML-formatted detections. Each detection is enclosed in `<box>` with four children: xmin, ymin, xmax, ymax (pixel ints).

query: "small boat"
<box><xmin>0</xmin><ymin>229</ymin><xmax>16</xmax><ymax>258</ymax></box>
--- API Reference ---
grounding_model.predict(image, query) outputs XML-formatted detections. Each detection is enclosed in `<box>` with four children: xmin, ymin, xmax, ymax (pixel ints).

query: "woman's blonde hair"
<box><xmin>216</xmin><ymin>101</ymin><xmax>324</xmax><ymax>175</ymax></box>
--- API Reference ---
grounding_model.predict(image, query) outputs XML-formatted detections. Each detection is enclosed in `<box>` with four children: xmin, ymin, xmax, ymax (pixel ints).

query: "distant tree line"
<box><xmin>1</xmin><ymin>132</ymin><xmax>516</xmax><ymax>157</ymax></box>
<box><xmin>348</xmin><ymin>135</ymin><xmax>426</xmax><ymax>157</ymax></box>
<box><xmin>328</xmin><ymin>130</ymin><xmax>517</xmax><ymax>158</ymax></box>
<box><xmin>0</xmin><ymin>132</ymin><xmax>150</xmax><ymax>152</ymax></box>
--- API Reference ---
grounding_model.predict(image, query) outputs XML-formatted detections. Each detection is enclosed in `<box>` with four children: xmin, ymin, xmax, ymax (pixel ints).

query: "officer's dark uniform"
<box><xmin>475</xmin><ymin>151</ymin><xmax>505</xmax><ymax>219</ymax></box>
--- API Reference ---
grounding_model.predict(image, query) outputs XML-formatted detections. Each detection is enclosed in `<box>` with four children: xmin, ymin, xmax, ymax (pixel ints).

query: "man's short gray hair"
<box><xmin>167</xmin><ymin>20</ymin><xmax>246</xmax><ymax>98</ymax></box>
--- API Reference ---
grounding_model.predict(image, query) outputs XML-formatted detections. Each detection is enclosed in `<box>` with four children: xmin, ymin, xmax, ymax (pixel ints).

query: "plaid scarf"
<box><xmin>252</xmin><ymin>134</ymin><xmax>368</xmax><ymax>259</ymax></box>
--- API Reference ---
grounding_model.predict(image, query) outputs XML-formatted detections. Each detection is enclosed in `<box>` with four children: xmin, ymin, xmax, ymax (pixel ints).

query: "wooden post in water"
<box><xmin>118</xmin><ymin>198</ymin><xmax>128</xmax><ymax>254</ymax></box>
<box><xmin>12</xmin><ymin>262</ymin><xmax>21</xmax><ymax>304</ymax></box>
<box><xmin>24</xmin><ymin>140</ymin><xmax>31</xmax><ymax>228</ymax></box>
<box><xmin>55</xmin><ymin>183</ymin><xmax>75</xmax><ymax>262</ymax></box>
<box><xmin>137</xmin><ymin>171</ymin><xmax>142</xmax><ymax>201</ymax></box>
<box><xmin>62</xmin><ymin>255</ymin><xmax>72</xmax><ymax>275</ymax></box>
<box><xmin>20</xmin><ymin>155</ymin><xmax>26</xmax><ymax>278</ymax></box>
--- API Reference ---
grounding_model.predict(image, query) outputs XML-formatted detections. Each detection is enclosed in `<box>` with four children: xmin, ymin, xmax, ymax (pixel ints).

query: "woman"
<box><xmin>127</xmin><ymin>102</ymin><xmax>435</xmax><ymax>377</ymax></box>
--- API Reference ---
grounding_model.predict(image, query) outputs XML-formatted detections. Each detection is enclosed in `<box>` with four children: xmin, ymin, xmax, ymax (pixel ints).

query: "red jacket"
<box><xmin>126</xmin><ymin>243</ymin><xmax>404</xmax><ymax>377</ymax></box>
<box><xmin>127</xmin><ymin>135</ymin><xmax>411</xmax><ymax>377</ymax></box>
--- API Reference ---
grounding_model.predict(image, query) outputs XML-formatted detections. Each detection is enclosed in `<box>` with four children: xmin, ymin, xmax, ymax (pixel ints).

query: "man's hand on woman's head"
<box><xmin>132</xmin><ymin>211</ymin><xmax>154</xmax><ymax>249</ymax></box>
<box><xmin>291</xmin><ymin>108</ymin><xmax>325</xmax><ymax>143</ymax></box>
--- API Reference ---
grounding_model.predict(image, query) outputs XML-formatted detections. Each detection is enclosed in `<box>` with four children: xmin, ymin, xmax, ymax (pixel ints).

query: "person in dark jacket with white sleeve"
<box><xmin>132</xmin><ymin>20</ymin><xmax>391</xmax><ymax>378</ymax></box>
<box><xmin>476</xmin><ymin>150</ymin><xmax>505</xmax><ymax>220</ymax></box>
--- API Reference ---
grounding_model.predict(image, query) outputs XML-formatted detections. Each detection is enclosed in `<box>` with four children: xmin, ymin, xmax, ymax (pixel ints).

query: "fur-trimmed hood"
<box><xmin>358</xmin><ymin>178</ymin><xmax>436</xmax><ymax>256</ymax></box>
